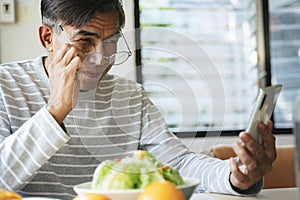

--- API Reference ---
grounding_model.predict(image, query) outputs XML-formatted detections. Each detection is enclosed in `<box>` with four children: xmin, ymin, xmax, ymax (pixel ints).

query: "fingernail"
<box><xmin>241</xmin><ymin>132</ymin><xmax>250</xmax><ymax>141</ymax></box>
<box><xmin>259</xmin><ymin>122</ymin><xmax>267</xmax><ymax>130</ymax></box>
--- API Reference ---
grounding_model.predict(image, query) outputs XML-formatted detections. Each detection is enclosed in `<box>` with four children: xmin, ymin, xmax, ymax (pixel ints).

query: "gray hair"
<box><xmin>41</xmin><ymin>0</ymin><xmax>125</xmax><ymax>30</ymax></box>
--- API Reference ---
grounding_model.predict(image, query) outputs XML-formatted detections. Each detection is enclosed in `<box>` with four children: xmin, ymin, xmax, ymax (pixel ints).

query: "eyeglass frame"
<box><xmin>58</xmin><ymin>25</ymin><xmax>132</xmax><ymax>66</ymax></box>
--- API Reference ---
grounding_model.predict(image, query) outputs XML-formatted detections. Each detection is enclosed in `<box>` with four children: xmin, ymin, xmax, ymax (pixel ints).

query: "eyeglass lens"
<box><xmin>83</xmin><ymin>32</ymin><xmax>131</xmax><ymax>66</ymax></box>
<box><xmin>60</xmin><ymin>25</ymin><xmax>131</xmax><ymax>66</ymax></box>
<box><xmin>83</xmin><ymin>51</ymin><xmax>130</xmax><ymax>66</ymax></box>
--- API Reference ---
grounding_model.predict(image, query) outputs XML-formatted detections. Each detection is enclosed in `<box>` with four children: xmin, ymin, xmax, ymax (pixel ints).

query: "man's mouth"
<box><xmin>80</xmin><ymin>70</ymin><xmax>102</xmax><ymax>79</ymax></box>
<box><xmin>79</xmin><ymin>64</ymin><xmax>108</xmax><ymax>79</ymax></box>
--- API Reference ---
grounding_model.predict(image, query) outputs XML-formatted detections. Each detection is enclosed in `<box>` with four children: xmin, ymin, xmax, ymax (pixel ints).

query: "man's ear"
<box><xmin>39</xmin><ymin>24</ymin><xmax>54</xmax><ymax>52</ymax></box>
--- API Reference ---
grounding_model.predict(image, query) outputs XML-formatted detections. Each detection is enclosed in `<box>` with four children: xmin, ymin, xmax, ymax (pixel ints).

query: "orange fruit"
<box><xmin>73</xmin><ymin>193</ymin><xmax>111</xmax><ymax>200</ymax></box>
<box><xmin>137</xmin><ymin>180</ymin><xmax>185</xmax><ymax>200</ymax></box>
<box><xmin>0</xmin><ymin>189</ymin><xmax>22</xmax><ymax>200</ymax></box>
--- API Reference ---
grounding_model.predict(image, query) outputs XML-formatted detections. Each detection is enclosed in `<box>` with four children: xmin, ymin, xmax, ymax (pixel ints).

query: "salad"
<box><xmin>92</xmin><ymin>150</ymin><xmax>185</xmax><ymax>190</ymax></box>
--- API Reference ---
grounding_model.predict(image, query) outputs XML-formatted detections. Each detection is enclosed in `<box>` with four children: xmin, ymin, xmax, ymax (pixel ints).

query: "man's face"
<box><xmin>54</xmin><ymin>11</ymin><xmax>120</xmax><ymax>91</ymax></box>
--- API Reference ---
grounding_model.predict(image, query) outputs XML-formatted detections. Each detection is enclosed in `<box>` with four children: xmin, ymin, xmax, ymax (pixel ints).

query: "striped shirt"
<box><xmin>0</xmin><ymin>56</ymin><xmax>261</xmax><ymax>199</ymax></box>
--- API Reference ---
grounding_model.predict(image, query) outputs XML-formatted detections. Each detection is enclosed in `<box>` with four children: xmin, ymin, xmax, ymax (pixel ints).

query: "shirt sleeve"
<box><xmin>0</xmin><ymin>106</ymin><xmax>70</xmax><ymax>191</ymax></box>
<box><xmin>138</xmin><ymin>89</ymin><xmax>262</xmax><ymax>196</ymax></box>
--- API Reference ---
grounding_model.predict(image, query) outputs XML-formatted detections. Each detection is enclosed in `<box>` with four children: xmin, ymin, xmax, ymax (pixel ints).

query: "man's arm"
<box><xmin>0</xmin><ymin>106</ymin><xmax>70</xmax><ymax>191</ymax></box>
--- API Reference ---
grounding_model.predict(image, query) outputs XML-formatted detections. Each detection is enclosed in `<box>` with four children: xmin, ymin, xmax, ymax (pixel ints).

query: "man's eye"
<box><xmin>79</xmin><ymin>38</ymin><xmax>92</xmax><ymax>43</ymax></box>
<box><xmin>104</xmin><ymin>39</ymin><xmax>119</xmax><ymax>45</ymax></box>
<box><xmin>104</xmin><ymin>41</ymin><xmax>117</xmax><ymax>46</ymax></box>
<box><xmin>105</xmin><ymin>35</ymin><xmax>121</xmax><ymax>43</ymax></box>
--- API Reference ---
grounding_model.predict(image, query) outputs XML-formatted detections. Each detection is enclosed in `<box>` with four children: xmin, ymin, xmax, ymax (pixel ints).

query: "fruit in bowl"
<box><xmin>0</xmin><ymin>189</ymin><xmax>22</xmax><ymax>200</ymax></box>
<box><xmin>137</xmin><ymin>180</ymin><xmax>185</xmax><ymax>200</ymax></box>
<box><xmin>73</xmin><ymin>151</ymin><xmax>200</xmax><ymax>200</ymax></box>
<box><xmin>73</xmin><ymin>193</ymin><xmax>111</xmax><ymax>200</ymax></box>
<box><xmin>74</xmin><ymin>177</ymin><xmax>199</xmax><ymax>200</ymax></box>
<box><xmin>92</xmin><ymin>150</ymin><xmax>185</xmax><ymax>190</ymax></box>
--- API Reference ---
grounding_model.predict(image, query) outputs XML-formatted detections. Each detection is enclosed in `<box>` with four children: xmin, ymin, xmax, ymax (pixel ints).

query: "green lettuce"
<box><xmin>92</xmin><ymin>160</ymin><xmax>115</xmax><ymax>189</ymax></box>
<box><xmin>91</xmin><ymin>151</ymin><xmax>185</xmax><ymax>190</ymax></box>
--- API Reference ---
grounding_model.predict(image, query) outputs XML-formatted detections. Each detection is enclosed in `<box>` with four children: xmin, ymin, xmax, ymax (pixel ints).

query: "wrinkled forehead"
<box><xmin>66</xmin><ymin>11</ymin><xmax>120</xmax><ymax>39</ymax></box>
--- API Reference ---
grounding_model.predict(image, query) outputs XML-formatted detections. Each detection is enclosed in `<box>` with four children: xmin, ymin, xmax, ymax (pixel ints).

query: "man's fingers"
<box><xmin>67</xmin><ymin>56</ymin><xmax>82</xmax><ymax>75</ymax></box>
<box><xmin>53</xmin><ymin>44</ymin><xmax>70</xmax><ymax>63</ymax></box>
<box><xmin>259</xmin><ymin>121</ymin><xmax>276</xmax><ymax>146</ymax></box>
<box><xmin>230</xmin><ymin>157</ymin><xmax>262</xmax><ymax>190</ymax></box>
<box><xmin>61</xmin><ymin>47</ymin><xmax>78</xmax><ymax>66</ymax></box>
<box><xmin>232</xmin><ymin>141</ymin><xmax>257</xmax><ymax>171</ymax></box>
<box><xmin>229</xmin><ymin>158</ymin><xmax>248</xmax><ymax>189</ymax></box>
<box><xmin>236</xmin><ymin>129</ymin><xmax>274</xmax><ymax>177</ymax></box>
<box><xmin>239</xmin><ymin>131</ymin><xmax>268</xmax><ymax>162</ymax></box>
<box><xmin>229</xmin><ymin>122</ymin><xmax>277</xmax><ymax>190</ymax></box>
<box><xmin>239</xmin><ymin>132</ymin><xmax>260</xmax><ymax>155</ymax></box>
<box><xmin>258</xmin><ymin>121</ymin><xmax>277</xmax><ymax>162</ymax></box>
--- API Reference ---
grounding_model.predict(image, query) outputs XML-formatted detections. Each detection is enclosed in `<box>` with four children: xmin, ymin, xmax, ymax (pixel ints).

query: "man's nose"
<box><xmin>83</xmin><ymin>52</ymin><xmax>109</xmax><ymax>66</ymax></box>
<box><xmin>94</xmin><ymin>43</ymin><xmax>104</xmax><ymax>54</ymax></box>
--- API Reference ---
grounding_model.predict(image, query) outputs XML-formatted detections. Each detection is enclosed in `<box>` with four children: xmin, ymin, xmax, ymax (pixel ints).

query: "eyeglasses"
<box><xmin>59</xmin><ymin>25</ymin><xmax>132</xmax><ymax>66</ymax></box>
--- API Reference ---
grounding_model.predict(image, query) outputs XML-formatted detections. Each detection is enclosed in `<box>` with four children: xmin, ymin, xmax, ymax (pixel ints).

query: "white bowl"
<box><xmin>73</xmin><ymin>177</ymin><xmax>200</xmax><ymax>200</ymax></box>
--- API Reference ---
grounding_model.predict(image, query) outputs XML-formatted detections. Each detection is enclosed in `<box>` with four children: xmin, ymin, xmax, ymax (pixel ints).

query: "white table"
<box><xmin>190</xmin><ymin>187</ymin><xmax>298</xmax><ymax>200</ymax></box>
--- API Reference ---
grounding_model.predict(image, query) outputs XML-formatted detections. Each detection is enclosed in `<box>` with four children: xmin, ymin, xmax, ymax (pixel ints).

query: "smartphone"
<box><xmin>245</xmin><ymin>84</ymin><xmax>282</xmax><ymax>142</ymax></box>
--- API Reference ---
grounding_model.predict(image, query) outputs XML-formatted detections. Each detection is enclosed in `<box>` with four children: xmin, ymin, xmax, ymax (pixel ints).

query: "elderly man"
<box><xmin>0</xmin><ymin>0</ymin><xmax>276</xmax><ymax>199</ymax></box>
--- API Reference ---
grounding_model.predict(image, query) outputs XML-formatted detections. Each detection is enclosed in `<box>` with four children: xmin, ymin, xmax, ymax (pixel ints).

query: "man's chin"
<box><xmin>78</xmin><ymin>76</ymin><xmax>100</xmax><ymax>91</ymax></box>
<box><xmin>77</xmin><ymin>72</ymin><xmax>103</xmax><ymax>91</ymax></box>
<box><xmin>77</xmin><ymin>66</ymin><xmax>111</xmax><ymax>91</ymax></box>
<box><xmin>79</xmin><ymin>82</ymin><xmax>99</xmax><ymax>91</ymax></box>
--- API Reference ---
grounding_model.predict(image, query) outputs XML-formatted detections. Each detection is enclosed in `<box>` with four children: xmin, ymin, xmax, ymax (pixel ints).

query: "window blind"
<box><xmin>269</xmin><ymin>0</ymin><xmax>300</xmax><ymax>129</ymax></box>
<box><xmin>139</xmin><ymin>0</ymin><xmax>259</xmax><ymax>132</ymax></box>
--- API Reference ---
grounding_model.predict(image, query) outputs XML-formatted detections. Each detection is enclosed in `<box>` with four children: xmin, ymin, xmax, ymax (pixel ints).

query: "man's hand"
<box><xmin>47</xmin><ymin>44</ymin><xmax>82</xmax><ymax>124</ymax></box>
<box><xmin>229</xmin><ymin>121</ymin><xmax>276</xmax><ymax>190</ymax></box>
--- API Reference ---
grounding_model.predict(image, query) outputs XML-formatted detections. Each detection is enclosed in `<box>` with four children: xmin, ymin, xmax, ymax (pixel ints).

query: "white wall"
<box><xmin>0</xmin><ymin>0</ymin><xmax>136</xmax><ymax>81</ymax></box>
<box><xmin>0</xmin><ymin>0</ymin><xmax>44</xmax><ymax>63</ymax></box>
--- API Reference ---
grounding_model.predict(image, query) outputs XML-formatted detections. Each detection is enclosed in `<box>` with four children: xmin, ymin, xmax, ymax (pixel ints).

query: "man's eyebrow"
<box><xmin>74</xmin><ymin>30</ymin><xmax>120</xmax><ymax>40</ymax></box>
<box><xmin>74</xmin><ymin>30</ymin><xmax>100</xmax><ymax>38</ymax></box>
<box><xmin>104</xmin><ymin>31</ymin><xmax>121</xmax><ymax>40</ymax></box>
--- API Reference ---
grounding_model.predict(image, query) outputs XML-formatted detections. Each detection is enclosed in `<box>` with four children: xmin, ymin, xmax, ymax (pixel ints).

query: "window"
<box><xmin>135</xmin><ymin>0</ymin><xmax>298</xmax><ymax>134</ymax></box>
<box><xmin>269</xmin><ymin>0</ymin><xmax>300</xmax><ymax>130</ymax></box>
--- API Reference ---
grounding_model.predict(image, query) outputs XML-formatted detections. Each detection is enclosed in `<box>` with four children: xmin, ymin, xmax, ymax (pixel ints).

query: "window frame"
<box><xmin>133</xmin><ymin>0</ymin><xmax>293</xmax><ymax>137</ymax></box>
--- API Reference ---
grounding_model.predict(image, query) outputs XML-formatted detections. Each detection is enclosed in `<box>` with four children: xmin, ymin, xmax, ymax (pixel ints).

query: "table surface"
<box><xmin>190</xmin><ymin>187</ymin><xmax>298</xmax><ymax>200</ymax></box>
